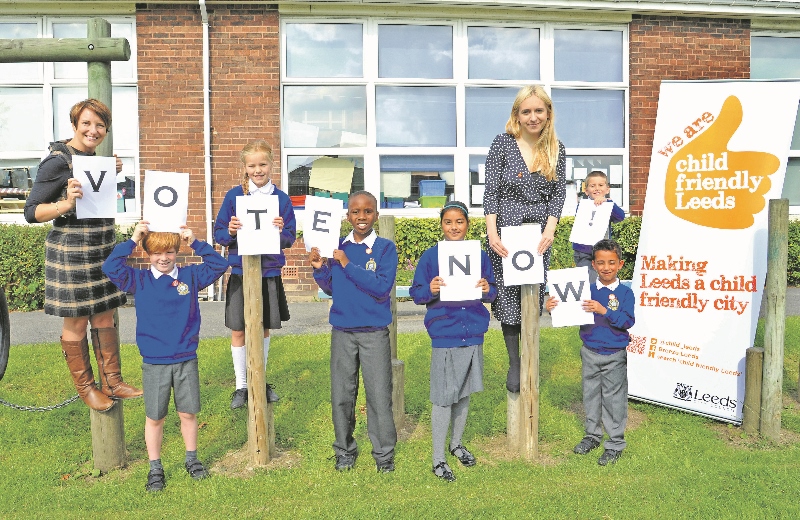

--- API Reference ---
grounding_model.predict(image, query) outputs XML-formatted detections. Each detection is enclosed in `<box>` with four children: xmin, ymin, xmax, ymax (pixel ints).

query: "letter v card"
<box><xmin>73</xmin><ymin>155</ymin><xmax>117</xmax><ymax>219</ymax></box>
<box><xmin>236</xmin><ymin>195</ymin><xmax>280</xmax><ymax>256</ymax></box>
<box><xmin>143</xmin><ymin>171</ymin><xmax>189</xmax><ymax>232</ymax></box>
<box><xmin>548</xmin><ymin>266</ymin><xmax>594</xmax><ymax>327</ymax></box>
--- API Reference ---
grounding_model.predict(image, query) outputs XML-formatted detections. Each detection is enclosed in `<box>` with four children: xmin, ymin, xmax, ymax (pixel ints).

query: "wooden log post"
<box><xmin>0</xmin><ymin>37</ymin><xmax>130</xmax><ymax>63</ymax></box>
<box><xmin>86</xmin><ymin>18</ymin><xmax>125</xmax><ymax>474</ymax></box>
<box><xmin>518</xmin><ymin>283</ymin><xmax>540</xmax><ymax>460</ymax></box>
<box><xmin>243</xmin><ymin>255</ymin><xmax>273</xmax><ymax>464</ymax></box>
<box><xmin>378</xmin><ymin>215</ymin><xmax>405</xmax><ymax>430</ymax></box>
<box><xmin>761</xmin><ymin>199</ymin><xmax>788</xmax><ymax>441</ymax></box>
<box><xmin>742</xmin><ymin>347</ymin><xmax>764</xmax><ymax>436</ymax></box>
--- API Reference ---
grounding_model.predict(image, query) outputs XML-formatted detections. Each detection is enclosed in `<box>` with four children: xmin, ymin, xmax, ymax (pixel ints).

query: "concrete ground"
<box><xmin>8</xmin><ymin>288</ymin><xmax>800</xmax><ymax>346</ymax></box>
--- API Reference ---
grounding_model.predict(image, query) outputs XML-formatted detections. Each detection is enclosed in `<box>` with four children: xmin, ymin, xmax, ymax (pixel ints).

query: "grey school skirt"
<box><xmin>430</xmin><ymin>344</ymin><xmax>484</xmax><ymax>407</ymax></box>
<box><xmin>44</xmin><ymin>218</ymin><xmax>127</xmax><ymax>317</ymax></box>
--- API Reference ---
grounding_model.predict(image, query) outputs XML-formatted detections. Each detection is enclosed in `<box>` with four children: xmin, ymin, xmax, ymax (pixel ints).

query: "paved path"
<box><xmin>9</xmin><ymin>288</ymin><xmax>800</xmax><ymax>346</ymax></box>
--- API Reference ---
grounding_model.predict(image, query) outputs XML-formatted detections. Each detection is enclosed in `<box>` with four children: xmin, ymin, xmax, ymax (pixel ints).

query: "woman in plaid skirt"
<box><xmin>24</xmin><ymin>99</ymin><xmax>142</xmax><ymax>411</ymax></box>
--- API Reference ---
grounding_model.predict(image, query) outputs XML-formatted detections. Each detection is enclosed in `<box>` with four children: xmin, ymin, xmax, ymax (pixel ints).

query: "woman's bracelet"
<box><xmin>53</xmin><ymin>201</ymin><xmax>63</xmax><ymax>217</ymax></box>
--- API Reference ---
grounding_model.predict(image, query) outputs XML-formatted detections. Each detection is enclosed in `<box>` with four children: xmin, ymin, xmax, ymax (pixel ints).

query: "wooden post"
<box><xmin>761</xmin><ymin>199</ymin><xmax>788</xmax><ymax>441</ymax></box>
<box><xmin>0</xmin><ymin>37</ymin><xmax>130</xmax><ymax>62</ymax></box>
<box><xmin>243</xmin><ymin>255</ymin><xmax>273</xmax><ymax>464</ymax></box>
<box><xmin>378</xmin><ymin>215</ymin><xmax>405</xmax><ymax>430</ymax></box>
<box><xmin>87</xmin><ymin>19</ymin><xmax>125</xmax><ymax>473</ymax></box>
<box><xmin>506</xmin><ymin>390</ymin><xmax>521</xmax><ymax>450</ymax></box>
<box><xmin>518</xmin><ymin>283</ymin><xmax>540</xmax><ymax>460</ymax></box>
<box><xmin>743</xmin><ymin>347</ymin><xmax>764</xmax><ymax>435</ymax></box>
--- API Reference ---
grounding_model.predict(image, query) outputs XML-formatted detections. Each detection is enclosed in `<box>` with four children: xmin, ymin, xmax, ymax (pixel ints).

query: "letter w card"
<box><xmin>303</xmin><ymin>195</ymin><xmax>344</xmax><ymax>257</ymax></box>
<box><xmin>501</xmin><ymin>225</ymin><xmax>544</xmax><ymax>286</ymax></box>
<box><xmin>143</xmin><ymin>171</ymin><xmax>189</xmax><ymax>232</ymax></box>
<box><xmin>73</xmin><ymin>155</ymin><xmax>117</xmax><ymax>219</ymax></box>
<box><xmin>438</xmin><ymin>240</ymin><xmax>482</xmax><ymax>302</ymax></box>
<box><xmin>236</xmin><ymin>195</ymin><xmax>280</xmax><ymax>256</ymax></box>
<box><xmin>548</xmin><ymin>266</ymin><xmax>594</xmax><ymax>327</ymax></box>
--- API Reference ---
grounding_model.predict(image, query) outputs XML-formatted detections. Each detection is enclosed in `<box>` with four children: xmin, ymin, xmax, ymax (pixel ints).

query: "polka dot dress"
<box><xmin>483</xmin><ymin>133</ymin><xmax>567</xmax><ymax>325</ymax></box>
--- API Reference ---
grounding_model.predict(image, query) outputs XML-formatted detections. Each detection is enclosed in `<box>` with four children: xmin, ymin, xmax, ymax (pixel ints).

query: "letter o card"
<box><xmin>303</xmin><ymin>195</ymin><xmax>344</xmax><ymax>257</ymax></box>
<box><xmin>143</xmin><ymin>171</ymin><xmax>189</xmax><ymax>232</ymax></box>
<box><xmin>236</xmin><ymin>194</ymin><xmax>280</xmax><ymax>256</ymax></box>
<box><xmin>501</xmin><ymin>225</ymin><xmax>544</xmax><ymax>286</ymax></box>
<box><xmin>73</xmin><ymin>155</ymin><xmax>117</xmax><ymax>219</ymax></box>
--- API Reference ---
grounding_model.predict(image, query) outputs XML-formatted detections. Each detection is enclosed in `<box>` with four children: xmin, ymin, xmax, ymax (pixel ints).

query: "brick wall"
<box><xmin>628</xmin><ymin>15</ymin><xmax>750</xmax><ymax>214</ymax></box>
<box><xmin>135</xmin><ymin>3</ymin><xmax>319</xmax><ymax>298</ymax></box>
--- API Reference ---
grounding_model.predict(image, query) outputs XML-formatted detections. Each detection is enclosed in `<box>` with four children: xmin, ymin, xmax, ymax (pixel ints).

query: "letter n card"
<box><xmin>437</xmin><ymin>240</ymin><xmax>482</xmax><ymax>301</ymax></box>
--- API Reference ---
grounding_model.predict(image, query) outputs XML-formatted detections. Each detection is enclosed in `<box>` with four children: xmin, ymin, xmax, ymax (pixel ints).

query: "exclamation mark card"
<box><xmin>569</xmin><ymin>199</ymin><xmax>614</xmax><ymax>246</ymax></box>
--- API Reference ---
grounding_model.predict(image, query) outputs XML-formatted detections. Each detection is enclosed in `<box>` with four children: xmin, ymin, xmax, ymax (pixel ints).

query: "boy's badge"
<box><xmin>366</xmin><ymin>248</ymin><xmax>372</xmax><ymax>254</ymax></box>
<box><xmin>366</xmin><ymin>258</ymin><xmax>377</xmax><ymax>271</ymax></box>
<box><xmin>171</xmin><ymin>280</ymin><xmax>179</xmax><ymax>287</ymax></box>
<box><xmin>177</xmin><ymin>282</ymin><xmax>189</xmax><ymax>296</ymax></box>
<box><xmin>607</xmin><ymin>293</ymin><xmax>619</xmax><ymax>311</ymax></box>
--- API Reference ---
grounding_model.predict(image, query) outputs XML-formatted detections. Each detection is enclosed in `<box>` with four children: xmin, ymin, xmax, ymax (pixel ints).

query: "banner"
<box><xmin>235</xmin><ymin>195</ymin><xmax>280</xmax><ymax>256</ymax></box>
<box><xmin>72</xmin><ymin>155</ymin><xmax>117</xmax><ymax>219</ymax></box>
<box><xmin>303</xmin><ymin>195</ymin><xmax>344</xmax><ymax>257</ymax></box>
<box><xmin>142</xmin><ymin>171</ymin><xmax>189</xmax><ymax>232</ymax></box>
<box><xmin>438</xmin><ymin>240</ymin><xmax>482</xmax><ymax>301</ymax></box>
<box><xmin>628</xmin><ymin>80</ymin><xmax>800</xmax><ymax>423</ymax></box>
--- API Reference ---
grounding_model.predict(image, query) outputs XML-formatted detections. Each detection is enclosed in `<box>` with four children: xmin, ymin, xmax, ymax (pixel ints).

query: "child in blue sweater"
<box><xmin>309</xmin><ymin>191</ymin><xmax>398</xmax><ymax>473</ymax></box>
<box><xmin>572</xmin><ymin>171</ymin><xmax>625</xmax><ymax>284</ymax></box>
<box><xmin>103</xmin><ymin>222</ymin><xmax>228</xmax><ymax>492</ymax></box>
<box><xmin>546</xmin><ymin>238</ymin><xmax>634</xmax><ymax>466</ymax></box>
<box><xmin>410</xmin><ymin>201</ymin><xmax>496</xmax><ymax>482</ymax></box>
<box><xmin>214</xmin><ymin>140</ymin><xmax>296</xmax><ymax>409</ymax></box>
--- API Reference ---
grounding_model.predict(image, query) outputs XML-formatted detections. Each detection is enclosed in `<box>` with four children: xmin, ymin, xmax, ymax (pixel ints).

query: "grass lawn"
<box><xmin>1</xmin><ymin>319</ymin><xmax>799</xmax><ymax>519</ymax></box>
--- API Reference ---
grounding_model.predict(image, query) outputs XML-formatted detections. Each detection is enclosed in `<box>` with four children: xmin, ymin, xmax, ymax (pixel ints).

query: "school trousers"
<box><xmin>330</xmin><ymin>328</ymin><xmax>397</xmax><ymax>464</ymax></box>
<box><xmin>581</xmin><ymin>345</ymin><xmax>628</xmax><ymax>451</ymax></box>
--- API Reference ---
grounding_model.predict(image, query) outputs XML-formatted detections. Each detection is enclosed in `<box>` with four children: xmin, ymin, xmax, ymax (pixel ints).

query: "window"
<box><xmin>281</xmin><ymin>19</ymin><xmax>628</xmax><ymax>214</ymax></box>
<box><xmin>0</xmin><ymin>16</ymin><xmax>139</xmax><ymax>220</ymax></box>
<box><xmin>752</xmin><ymin>35</ymin><xmax>800</xmax><ymax>207</ymax></box>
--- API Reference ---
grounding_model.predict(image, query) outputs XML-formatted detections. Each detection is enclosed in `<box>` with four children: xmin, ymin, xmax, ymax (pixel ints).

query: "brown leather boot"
<box><xmin>61</xmin><ymin>337</ymin><xmax>115</xmax><ymax>411</ymax></box>
<box><xmin>91</xmin><ymin>327</ymin><xmax>143</xmax><ymax>399</ymax></box>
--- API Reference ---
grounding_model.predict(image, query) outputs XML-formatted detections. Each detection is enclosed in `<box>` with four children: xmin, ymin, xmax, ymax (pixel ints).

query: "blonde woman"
<box><xmin>483</xmin><ymin>86</ymin><xmax>567</xmax><ymax>393</ymax></box>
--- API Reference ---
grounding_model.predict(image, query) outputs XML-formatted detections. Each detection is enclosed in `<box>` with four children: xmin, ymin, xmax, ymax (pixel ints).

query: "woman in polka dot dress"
<box><xmin>483</xmin><ymin>85</ymin><xmax>566</xmax><ymax>393</ymax></box>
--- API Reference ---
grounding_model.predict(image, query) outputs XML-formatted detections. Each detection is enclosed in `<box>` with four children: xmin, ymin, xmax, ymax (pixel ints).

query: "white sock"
<box><xmin>231</xmin><ymin>345</ymin><xmax>247</xmax><ymax>389</ymax></box>
<box><xmin>263</xmin><ymin>337</ymin><xmax>271</xmax><ymax>372</ymax></box>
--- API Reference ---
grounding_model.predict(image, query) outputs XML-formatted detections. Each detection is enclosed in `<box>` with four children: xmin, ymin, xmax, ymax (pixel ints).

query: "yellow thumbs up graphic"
<box><xmin>665</xmin><ymin>96</ymin><xmax>780</xmax><ymax>229</ymax></box>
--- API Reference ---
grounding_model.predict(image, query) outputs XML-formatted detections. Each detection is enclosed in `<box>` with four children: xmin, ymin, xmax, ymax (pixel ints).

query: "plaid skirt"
<box><xmin>44</xmin><ymin>218</ymin><xmax>126</xmax><ymax>317</ymax></box>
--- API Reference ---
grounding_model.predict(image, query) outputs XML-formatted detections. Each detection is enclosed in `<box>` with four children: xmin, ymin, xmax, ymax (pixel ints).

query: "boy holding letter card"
<box><xmin>545</xmin><ymin>239</ymin><xmax>634</xmax><ymax>466</ymax></box>
<box><xmin>410</xmin><ymin>201</ymin><xmax>496</xmax><ymax>482</ymax></box>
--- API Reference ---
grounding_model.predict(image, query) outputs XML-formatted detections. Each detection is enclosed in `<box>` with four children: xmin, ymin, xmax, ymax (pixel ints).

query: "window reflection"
<box><xmin>378</xmin><ymin>25</ymin><xmax>453</xmax><ymax>79</ymax></box>
<box><xmin>468</xmin><ymin>26</ymin><xmax>539</xmax><ymax>80</ymax></box>
<box><xmin>380</xmin><ymin>156</ymin><xmax>454</xmax><ymax>209</ymax></box>
<box><xmin>286</xmin><ymin>23</ymin><xmax>363</xmax><ymax>78</ymax></box>
<box><xmin>554</xmin><ymin>29</ymin><xmax>623</xmax><ymax>83</ymax></box>
<box><xmin>283</xmin><ymin>86</ymin><xmax>367</xmax><ymax>148</ymax></box>
<box><xmin>376</xmin><ymin>86</ymin><xmax>456</xmax><ymax>146</ymax></box>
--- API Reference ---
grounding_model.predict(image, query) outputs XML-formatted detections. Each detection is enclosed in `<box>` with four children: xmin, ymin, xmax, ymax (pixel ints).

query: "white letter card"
<box><xmin>142</xmin><ymin>171</ymin><xmax>189</xmax><ymax>232</ymax></box>
<box><xmin>501</xmin><ymin>225</ymin><xmax>544</xmax><ymax>286</ymax></box>
<box><xmin>236</xmin><ymin>195</ymin><xmax>280</xmax><ymax>255</ymax></box>
<box><xmin>438</xmin><ymin>240</ymin><xmax>482</xmax><ymax>302</ymax></box>
<box><xmin>73</xmin><ymin>155</ymin><xmax>117</xmax><ymax>219</ymax></box>
<box><xmin>548</xmin><ymin>266</ymin><xmax>594</xmax><ymax>328</ymax></box>
<box><xmin>303</xmin><ymin>195</ymin><xmax>344</xmax><ymax>257</ymax></box>
<box><xmin>569</xmin><ymin>199</ymin><xmax>614</xmax><ymax>247</ymax></box>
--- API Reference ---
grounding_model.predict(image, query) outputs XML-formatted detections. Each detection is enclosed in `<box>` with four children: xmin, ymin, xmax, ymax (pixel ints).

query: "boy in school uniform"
<box><xmin>103</xmin><ymin>221</ymin><xmax>228</xmax><ymax>492</ymax></box>
<box><xmin>546</xmin><ymin>238</ymin><xmax>634</xmax><ymax>466</ymax></box>
<box><xmin>572</xmin><ymin>170</ymin><xmax>625</xmax><ymax>284</ymax></box>
<box><xmin>309</xmin><ymin>190</ymin><xmax>398</xmax><ymax>473</ymax></box>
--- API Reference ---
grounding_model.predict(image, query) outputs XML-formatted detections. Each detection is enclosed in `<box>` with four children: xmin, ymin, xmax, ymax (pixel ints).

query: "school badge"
<box><xmin>607</xmin><ymin>293</ymin><xmax>619</xmax><ymax>311</ymax></box>
<box><xmin>366</xmin><ymin>258</ymin><xmax>377</xmax><ymax>271</ymax></box>
<box><xmin>177</xmin><ymin>282</ymin><xmax>189</xmax><ymax>295</ymax></box>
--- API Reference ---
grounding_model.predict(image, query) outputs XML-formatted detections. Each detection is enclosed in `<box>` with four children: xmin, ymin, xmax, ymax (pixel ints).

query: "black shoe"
<box><xmin>145</xmin><ymin>468</ymin><xmax>165</xmax><ymax>492</ymax></box>
<box><xmin>334</xmin><ymin>451</ymin><xmax>357</xmax><ymax>471</ymax></box>
<box><xmin>376</xmin><ymin>458</ymin><xmax>395</xmax><ymax>473</ymax></box>
<box><xmin>230</xmin><ymin>388</ymin><xmax>247</xmax><ymax>410</ymax></box>
<box><xmin>598</xmin><ymin>449</ymin><xmax>622</xmax><ymax>466</ymax></box>
<box><xmin>185</xmin><ymin>459</ymin><xmax>210</xmax><ymax>480</ymax></box>
<box><xmin>573</xmin><ymin>436</ymin><xmax>601</xmax><ymax>455</ymax></box>
<box><xmin>266</xmin><ymin>383</ymin><xmax>280</xmax><ymax>403</ymax></box>
<box><xmin>432</xmin><ymin>461</ymin><xmax>456</xmax><ymax>482</ymax></box>
<box><xmin>450</xmin><ymin>444</ymin><xmax>476</xmax><ymax>467</ymax></box>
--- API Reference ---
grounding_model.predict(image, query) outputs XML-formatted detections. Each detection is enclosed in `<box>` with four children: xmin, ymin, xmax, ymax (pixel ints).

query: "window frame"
<box><xmin>280</xmin><ymin>16</ymin><xmax>630</xmax><ymax>217</ymax></box>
